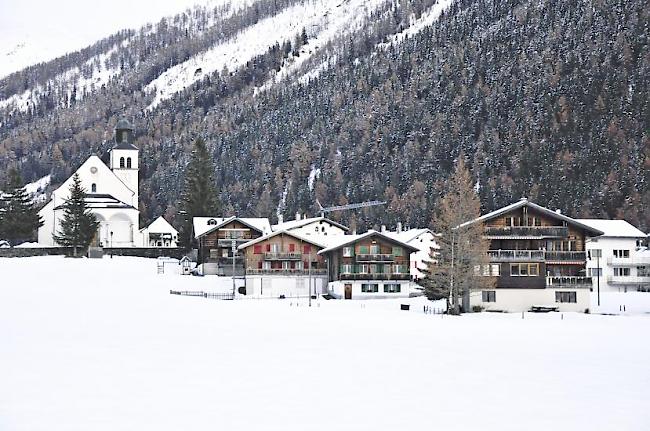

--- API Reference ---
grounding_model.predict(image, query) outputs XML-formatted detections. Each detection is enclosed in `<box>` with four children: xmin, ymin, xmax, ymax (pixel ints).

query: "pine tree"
<box><xmin>53</xmin><ymin>173</ymin><xmax>99</xmax><ymax>256</ymax></box>
<box><xmin>0</xmin><ymin>168</ymin><xmax>43</xmax><ymax>246</ymax></box>
<box><xmin>177</xmin><ymin>137</ymin><xmax>220</xmax><ymax>248</ymax></box>
<box><xmin>422</xmin><ymin>157</ymin><xmax>494</xmax><ymax>314</ymax></box>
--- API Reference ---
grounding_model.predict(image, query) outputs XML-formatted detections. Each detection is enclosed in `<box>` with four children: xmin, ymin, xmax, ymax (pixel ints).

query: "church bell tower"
<box><xmin>109</xmin><ymin>118</ymin><xmax>139</xmax><ymax>207</ymax></box>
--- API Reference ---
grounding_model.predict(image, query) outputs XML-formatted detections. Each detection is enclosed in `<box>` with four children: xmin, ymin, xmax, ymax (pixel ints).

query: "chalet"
<box><xmin>462</xmin><ymin>198</ymin><xmax>603</xmax><ymax>312</ymax></box>
<box><xmin>272</xmin><ymin>214</ymin><xmax>349</xmax><ymax>237</ymax></box>
<box><xmin>193</xmin><ymin>216</ymin><xmax>271</xmax><ymax>275</ymax></box>
<box><xmin>139</xmin><ymin>216</ymin><xmax>178</xmax><ymax>247</ymax></box>
<box><xmin>238</xmin><ymin>230</ymin><xmax>328</xmax><ymax>297</ymax></box>
<box><xmin>318</xmin><ymin>230</ymin><xmax>418</xmax><ymax>299</ymax></box>
<box><xmin>385</xmin><ymin>227</ymin><xmax>438</xmax><ymax>281</ymax></box>
<box><xmin>576</xmin><ymin>219</ymin><xmax>650</xmax><ymax>293</ymax></box>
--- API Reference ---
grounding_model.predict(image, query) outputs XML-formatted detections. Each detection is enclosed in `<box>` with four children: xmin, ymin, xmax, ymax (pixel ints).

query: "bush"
<box><xmin>472</xmin><ymin>305</ymin><xmax>484</xmax><ymax>313</ymax></box>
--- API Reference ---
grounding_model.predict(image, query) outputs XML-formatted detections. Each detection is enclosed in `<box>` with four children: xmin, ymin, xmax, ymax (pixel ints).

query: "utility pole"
<box><xmin>448</xmin><ymin>230</ymin><xmax>455</xmax><ymax>314</ymax></box>
<box><xmin>596</xmin><ymin>252</ymin><xmax>601</xmax><ymax>307</ymax></box>
<box><xmin>231</xmin><ymin>239</ymin><xmax>236</xmax><ymax>297</ymax></box>
<box><xmin>308</xmin><ymin>248</ymin><xmax>312</xmax><ymax>307</ymax></box>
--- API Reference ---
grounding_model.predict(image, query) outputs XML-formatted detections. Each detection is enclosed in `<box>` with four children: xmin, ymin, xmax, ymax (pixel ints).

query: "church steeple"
<box><xmin>109</xmin><ymin>118</ymin><xmax>139</xmax><ymax>207</ymax></box>
<box><xmin>113</xmin><ymin>118</ymin><xmax>137</xmax><ymax>150</ymax></box>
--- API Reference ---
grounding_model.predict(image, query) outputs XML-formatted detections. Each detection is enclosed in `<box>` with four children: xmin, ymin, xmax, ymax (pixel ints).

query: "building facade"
<box><xmin>577</xmin><ymin>219</ymin><xmax>650</xmax><ymax>293</ymax></box>
<box><xmin>140</xmin><ymin>216</ymin><xmax>179</xmax><ymax>248</ymax></box>
<box><xmin>239</xmin><ymin>230</ymin><xmax>328</xmax><ymax>297</ymax></box>
<box><xmin>272</xmin><ymin>215</ymin><xmax>348</xmax><ymax>237</ymax></box>
<box><xmin>318</xmin><ymin>231</ymin><xmax>418</xmax><ymax>299</ymax></box>
<box><xmin>193</xmin><ymin>216</ymin><xmax>271</xmax><ymax>275</ymax></box>
<box><xmin>386</xmin><ymin>228</ymin><xmax>438</xmax><ymax>281</ymax></box>
<box><xmin>464</xmin><ymin>199</ymin><xmax>603</xmax><ymax>312</ymax></box>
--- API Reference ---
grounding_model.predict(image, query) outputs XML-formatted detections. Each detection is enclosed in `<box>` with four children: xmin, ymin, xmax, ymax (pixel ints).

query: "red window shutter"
<box><xmin>266</xmin><ymin>244</ymin><xmax>271</xmax><ymax>252</ymax></box>
<box><xmin>304</xmin><ymin>245</ymin><xmax>311</xmax><ymax>254</ymax></box>
<box><xmin>254</xmin><ymin>245</ymin><xmax>262</xmax><ymax>254</ymax></box>
<box><xmin>289</xmin><ymin>243</ymin><xmax>295</xmax><ymax>252</ymax></box>
<box><xmin>290</xmin><ymin>261</ymin><xmax>295</xmax><ymax>269</ymax></box>
<box><xmin>258</xmin><ymin>261</ymin><xmax>262</xmax><ymax>269</ymax></box>
<box><xmin>304</xmin><ymin>260</ymin><xmax>308</xmax><ymax>268</ymax></box>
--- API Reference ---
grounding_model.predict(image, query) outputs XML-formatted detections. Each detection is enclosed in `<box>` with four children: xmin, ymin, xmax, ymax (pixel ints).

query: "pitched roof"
<box><xmin>272</xmin><ymin>216</ymin><xmax>349</xmax><ymax>232</ymax></box>
<box><xmin>575</xmin><ymin>219</ymin><xmax>646</xmax><ymax>238</ymax></box>
<box><xmin>317</xmin><ymin>230</ymin><xmax>419</xmax><ymax>255</ymax></box>
<box><xmin>193</xmin><ymin>216</ymin><xmax>272</xmax><ymax>239</ymax></box>
<box><xmin>54</xmin><ymin>193</ymin><xmax>135</xmax><ymax>210</ymax></box>
<box><xmin>384</xmin><ymin>228</ymin><xmax>434</xmax><ymax>244</ymax></box>
<box><xmin>458</xmin><ymin>198</ymin><xmax>604</xmax><ymax>236</ymax></box>
<box><xmin>238</xmin><ymin>229</ymin><xmax>328</xmax><ymax>250</ymax></box>
<box><xmin>141</xmin><ymin>216</ymin><xmax>178</xmax><ymax>234</ymax></box>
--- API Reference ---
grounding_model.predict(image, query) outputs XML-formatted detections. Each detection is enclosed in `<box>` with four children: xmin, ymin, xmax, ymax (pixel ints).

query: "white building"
<box><xmin>140</xmin><ymin>216</ymin><xmax>179</xmax><ymax>248</ymax></box>
<box><xmin>577</xmin><ymin>219</ymin><xmax>650</xmax><ymax>293</ymax></box>
<box><xmin>385</xmin><ymin>227</ymin><xmax>438</xmax><ymax>281</ymax></box>
<box><xmin>272</xmin><ymin>214</ymin><xmax>349</xmax><ymax>237</ymax></box>
<box><xmin>38</xmin><ymin>119</ymin><xmax>176</xmax><ymax>248</ymax></box>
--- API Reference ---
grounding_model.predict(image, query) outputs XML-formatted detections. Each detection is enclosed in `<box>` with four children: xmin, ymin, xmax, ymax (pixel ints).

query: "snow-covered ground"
<box><xmin>1</xmin><ymin>256</ymin><xmax>649</xmax><ymax>430</ymax></box>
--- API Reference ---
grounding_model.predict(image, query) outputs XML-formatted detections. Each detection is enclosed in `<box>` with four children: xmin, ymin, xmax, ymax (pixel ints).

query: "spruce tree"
<box><xmin>53</xmin><ymin>173</ymin><xmax>99</xmax><ymax>256</ymax></box>
<box><xmin>0</xmin><ymin>168</ymin><xmax>43</xmax><ymax>246</ymax></box>
<box><xmin>178</xmin><ymin>137</ymin><xmax>220</xmax><ymax>248</ymax></box>
<box><xmin>422</xmin><ymin>157</ymin><xmax>494</xmax><ymax>314</ymax></box>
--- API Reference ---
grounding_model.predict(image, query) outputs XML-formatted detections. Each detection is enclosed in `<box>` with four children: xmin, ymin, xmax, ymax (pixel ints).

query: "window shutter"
<box><xmin>254</xmin><ymin>245</ymin><xmax>262</xmax><ymax>254</ymax></box>
<box><xmin>304</xmin><ymin>244</ymin><xmax>311</xmax><ymax>254</ymax></box>
<box><xmin>289</xmin><ymin>243</ymin><xmax>295</xmax><ymax>252</ymax></box>
<box><xmin>266</xmin><ymin>244</ymin><xmax>271</xmax><ymax>252</ymax></box>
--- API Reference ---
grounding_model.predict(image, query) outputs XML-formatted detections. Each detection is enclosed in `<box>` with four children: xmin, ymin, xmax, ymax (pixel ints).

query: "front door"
<box><xmin>344</xmin><ymin>284</ymin><xmax>352</xmax><ymax>300</ymax></box>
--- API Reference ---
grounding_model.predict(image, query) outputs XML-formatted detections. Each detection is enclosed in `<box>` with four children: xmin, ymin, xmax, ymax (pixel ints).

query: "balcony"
<box><xmin>546</xmin><ymin>276</ymin><xmax>592</xmax><ymax>288</ymax></box>
<box><xmin>217</xmin><ymin>238</ymin><xmax>252</xmax><ymax>247</ymax></box>
<box><xmin>544</xmin><ymin>251</ymin><xmax>586</xmax><ymax>263</ymax></box>
<box><xmin>264</xmin><ymin>252</ymin><xmax>302</xmax><ymax>260</ymax></box>
<box><xmin>607</xmin><ymin>275</ymin><xmax>650</xmax><ymax>284</ymax></box>
<box><xmin>484</xmin><ymin>226</ymin><xmax>568</xmax><ymax>238</ymax></box>
<box><xmin>488</xmin><ymin>250</ymin><xmax>545</xmax><ymax>261</ymax></box>
<box><xmin>246</xmin><ymin>268</ymin><xmax>327</xmax><ymax>276</ymax></box>
<box><xmin>356</xmin><ymin>254</ymin><xmax>395</xmax><ymax>262</ymax></box>
<box><xmin>606</xmin><ymin>256</ymin><xmax>650</xmax><ymax>266</ymax></box>
<box><xmin>340</xmin><ymin>273</ymin><xmax>410</xmax><ymax>281</ymax></box>
<box><xmin>487</xmin><ymin>250</ymin><xmax>586</xmax><ymax>262</ymax></box>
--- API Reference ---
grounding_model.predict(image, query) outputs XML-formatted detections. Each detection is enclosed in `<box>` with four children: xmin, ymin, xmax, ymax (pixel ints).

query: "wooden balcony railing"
<box><xmin>340</xmin><ymin>273</ymin><xmax>410</xmax><ymax>281</ymax></box>
<box><xmin>246</xmin><ymin>268</ymin><xmax>327</xmax><ymax>276</ymax></box>
<box><xmin>487</xmin><ymin>250</ymin><xmax>586</xmax><ymax>262</ymax></box>
<box><xmin>356</xmin><ymin>254</ymin><xmax>395</xmax><ymax>262</ymax></box>
<box><xmin>264</xmin><ymin>252</ymin><xmax>302</xmax><ymax>260</ymax></box>
<box><xmin>485</xmin><ymin>226</ymin><xmax>568</xmax><ymax>238</ymax></box>
<box><xmin>546</xmin><ymin>276</ymin><xmax>592</xmax><ymax>287</ymax></box>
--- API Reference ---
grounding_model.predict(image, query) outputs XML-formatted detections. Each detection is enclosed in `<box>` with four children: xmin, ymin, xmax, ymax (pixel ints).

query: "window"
<box><xmin>119</xmin><ymin>157</ymin><xmax>125</xmax><ymax>168</ymax></box>
<box><xmin>555</xmin><ymin>291</ymin><xmax>577</xmax><ymax>303</ymax></box>
<box><xmin>361</xmin><ymin>283</ymin><xmax>379</xmax><ymax>293</ymax></box>
<box><xmin>383</xmin><ymin>284</ymin><xmax>401</xmax><ymax>293</ymax></box>
<box><xmin>207</xmin><ymin>218</ymin><xmax>218</xmax><ymax>226</ymax></box>
<box><xmin>590</xmin><ymin>268</ymin><xmax>602</xmax><ymax>277</ymax></box>
<box><xmin>262</xmin><ymin>261</ymin><xmax>271</xmax><ymax>270</ymax></box>
<box><xmin>303</xmin><ymin>245</ymin><xmax>311</xmax><ymax>254</ymax></box>
<box><xmin>343</xmin><ymin>246</ymin><xmax>354</xmax><ymax>257</ymax></box>
<box><xmin>638</xmin><ymin>266</ymin><xmax>650</xmax><ymax>277</ymax></box>
<box><xmin>613</xmin><ymin>250</ymin><xmax>630</xmax><ymax>258</ymax></box>
<box><xmin>359</xmin><ymin>245</ymin><xmax>369</xmax><ymax>254</ymax></box>
<box><xmin>482</xmin><ymin>291</ymin><xmax>496</xmax><ymax>302</ymax></box>
<box><xmin>289</xmin><ymin>243</ymin><xmax>295</xmax><ymax>252</ymax></box>
<box><xmin>253</xmin><ymin>245</ymin><xmax>262</xmax><ymax>255</ymax></box>
<box><xmin>295</xmin><ymin>261</ymin><xmax>303</xmax><ymax>270</ymax></box>
<box><xmin>506</xmin><ymin>216</ymin><xmax>521</xmax><ymax>227</ymax></box>
<box><xmin>392</xmin><ymin>246</ymin><xmax>403</xmax><ymax>257</ymax></box>
<box><xmin>393</xmin><ymin>264</ymin><xmax>407</xmax><ymax>274</ymax></box>
<box><xmin>341</xmin><ymin>264</ymin><xmax>354</xmax><ymax>274</ymax></box>
<box><xmin>588</xmin><ymin>249</ymin><xmax>602</xmax><ymax>260</ymax></box>
<box><xmin>510</xmin><ymin>263</ymin><xmax>539</xmax><ymax>277</ymax></box>
<box><xmin>91</xmin><ymin>183</ymin><xmax>96</xmax><ymax>193</ymax></box>
<box><xmin>358</xmin><ymin>264</ymin><xmax>369</xmax><ymax>274</ymax></box>
<box><xmin>126</xmin><ymin>157</ymin><xmax>132</xmax><ymax>168</ymax></box>
<box><xmin>370</xmin><ymin>244</ymin><xmax>380</xmax><ymax>254</ymax></box>
<box><xmin>282</xmin><ymin>261</ymin><xmax>290</xmax><ymax>270</ymax></box>
<box><xmin>475</xmin><ymin>264</ymin><xmax>501</xmax><ymax>276</ymax></box>
<box><xmin>613</xmin><ymin>267</ymin><xmax>630</xmax><ymax>277</ymax></box>
<box><xmin>270</xmin><ymin>243</ymin><xmax>280</xmax><ymax>253</ymax></box>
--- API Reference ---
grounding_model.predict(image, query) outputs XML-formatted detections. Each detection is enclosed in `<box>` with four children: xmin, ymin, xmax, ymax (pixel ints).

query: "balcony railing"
<box><xmin>487</xmin><ymin>250</ymin><xmax>586</xmax><ymax>262</ymax></box>
<box><xmin>264</xmin><ymin>252</ymin><xmax>302</xmax><ymax>260</ymax></box>
<box><xmin>607</xmin><ymin>275</ymin><xmax>650</xmax><ymax>284</ymax></box>
<box><xmin>485</xmin><ymin>226</ymin><xmax>568</xmax><ymax>238</ymax></box>
<box><xmin>356</xmin><ymin>254</ymin><xmax>395</xmax><ymax>262</ymax></box>
<box><xmin>544</xmin><ymin>251</ymin><xmax>586</xmax><ymax>262</ymax></box>
<box><xmin>246</xmin><ymin>268</ymin><xmax>327</xmax><ymax>276</ymax></box>
<box><xmin>546</xmin><ymin>276</ymin><xmax>592</xmax><ymax>287</ymax></box>
<box><xmin>340</xmin><ymin>273</ymin><xmax>410</xmax><ymax>281</ymax></box>
<box><xmin>217</xmin><ymin>238</ymin><xmax>252</xmax><ymax>246</ymax></box>
<box><xmin>606</xmin><ymin>256</ymin><xmax>650</xmax><ymax>266</ymax></box>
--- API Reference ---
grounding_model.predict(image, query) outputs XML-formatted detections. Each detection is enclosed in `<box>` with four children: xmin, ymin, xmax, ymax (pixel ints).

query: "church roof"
<box><xmin>54</xmin><ymin>193</ymin><xmax>135</xmax><ymax>210</ymax></box>
<box><xmin>113</xmin><ymin>141</ymin><xmax>139</xmax><ymax>150</ymax></box>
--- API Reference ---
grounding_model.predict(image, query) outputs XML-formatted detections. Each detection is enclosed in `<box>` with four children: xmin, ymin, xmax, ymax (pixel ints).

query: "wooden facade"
<box><xmin>197</xmin><ymin>219</ymin><xmax>265</xmax><ymax>275</ymax></box>
<box><xmin>241</xmin><ymin>232</ymin><xmax>327</xmax><ymax>275</ymax></box>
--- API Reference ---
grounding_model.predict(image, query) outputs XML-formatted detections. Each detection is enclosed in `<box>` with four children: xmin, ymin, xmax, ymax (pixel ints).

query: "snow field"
<box><xmin>0</xmin><ymin>256</ymin><xmax>649</xmax><ymax>430</ymax></box>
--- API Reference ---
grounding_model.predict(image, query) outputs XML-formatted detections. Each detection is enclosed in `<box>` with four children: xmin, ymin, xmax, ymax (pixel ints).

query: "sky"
<box><xmin>0</xmin><ymin>0</ymin><xmax>228</xmax><ymax>78</ymax></box>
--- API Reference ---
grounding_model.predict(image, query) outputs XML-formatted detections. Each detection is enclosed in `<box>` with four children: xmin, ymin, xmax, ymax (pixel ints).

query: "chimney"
<box><xmin>278</xmin><ymin>214</ymin><xmax>284</xmax><ymax>224</ymax></box>
<box><xmin>295</xmin><ymin>212</ymin><xmax>301</xmax><ymax>221</ymax></box>
<box><xmin>381</xmin><ymin>225</ymin><xmax>386</xmax><ymax>233</ymax></box>
<box><xmin>555</xmin><ymin>209</ymin><xmax>562</xmax><ymax>215</ymax></box>
<box><xmin>397</xmin><ymin>222</ymin><xmax>402</xmax><ymax>233</ymax></box>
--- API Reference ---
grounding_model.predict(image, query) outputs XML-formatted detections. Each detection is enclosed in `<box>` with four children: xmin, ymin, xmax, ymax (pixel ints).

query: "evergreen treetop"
<box><xmin>0</xmin><ymin>168</ymin><xmax>43</xmax><ymax>246</ymax></box>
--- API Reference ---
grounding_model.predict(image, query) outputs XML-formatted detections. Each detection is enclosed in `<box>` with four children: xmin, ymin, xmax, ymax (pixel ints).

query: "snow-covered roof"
<box><xmin>384</xmin><ymin>228</ymin><xmax>434</xmax><ymax>245</ymax></box>
<box><xmin>459</xmin><ymin>198</ymin><xmax>604</xmax><ymax>236</ymax></box>
<box><xmin>54</xmin><ymin>193</ymin><xmax>135</xmax><ymax>210</ymax></box>
<box><xmin>575</xmin><ymin>219</ymin><xmax>646</xmax><ymax>239</ymax></box>
<box><xmin>272</xmin><ymin>216</ymin><xmax>349</xmax><ymax>232</ymax></box>
<box><xmin>141</xmin><ymin>216</ymin><xmax>178</xmax><ymax>234</ymax></box>
<box><xmin>317</xmin><ymin>230</ymin><xmax>419</xmax><ymax>255</ymax></box>
<box><xmin>238</xmin><ymin>229</ymin><xmax>328</xmax><ymax>251</ymax></box>
<box><xmin>193</xmin><ymin>216</ymin><xmax>272</xmax><ymax>239</ymax></box>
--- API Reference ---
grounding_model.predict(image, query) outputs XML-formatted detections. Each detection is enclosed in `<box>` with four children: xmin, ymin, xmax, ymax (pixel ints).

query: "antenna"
<box><xmin>318</xmin><ymin>200</ymin><xmax>386</xmax><ymax>217</ymax></box>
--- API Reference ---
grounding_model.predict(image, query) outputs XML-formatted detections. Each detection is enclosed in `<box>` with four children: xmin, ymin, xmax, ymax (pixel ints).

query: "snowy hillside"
<box><xmin>1</xmin><ymin>256</ymin><xmax>649</xmax><ymax>430</ymax></box>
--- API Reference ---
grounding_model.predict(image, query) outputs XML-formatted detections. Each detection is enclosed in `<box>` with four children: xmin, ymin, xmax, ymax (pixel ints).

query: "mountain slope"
<box><xmin>0</xmin><ymin>0</ymin><xmax>648</xmax><ymax>232</ymax></box>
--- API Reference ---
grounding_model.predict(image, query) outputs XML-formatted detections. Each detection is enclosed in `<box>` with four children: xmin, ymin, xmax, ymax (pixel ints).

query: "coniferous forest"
<box><xmin>0</xmin><ymin>0</ymin><xmax>648</xmax><ymax>231</ymax></box>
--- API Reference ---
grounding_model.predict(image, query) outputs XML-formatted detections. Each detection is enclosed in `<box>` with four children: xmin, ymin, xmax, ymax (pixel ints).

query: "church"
<box><xmin>37</xmin><ymin>120</ymin><xmax>177</xmax><ymax>248</ymax></box>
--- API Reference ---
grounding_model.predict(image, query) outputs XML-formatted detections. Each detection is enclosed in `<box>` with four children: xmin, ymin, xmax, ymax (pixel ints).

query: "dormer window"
<box><xmin>91</xmin><ymin>183</ymin><xmax>97</xmax><ymax>193</ymax></box>
<box><xmin>126</xmin><ymin>157</ymin><xmax>132</xmax><ymax>168</ymax></box>
<box><xmin>119</xmin><ymin>157</ymin><xmax>125</xmax><ymax>168</ymax></box>
<box><xmin>207</xmin><ymin>219</ymin><xmax>218</xmax><ymax>225</ymax></box>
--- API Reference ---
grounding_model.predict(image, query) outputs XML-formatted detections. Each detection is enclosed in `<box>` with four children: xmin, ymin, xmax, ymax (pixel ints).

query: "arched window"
<box><xmin>119</xmin><ymin>157</ymin><xmax>125</xmax><ymax>168</ymax></box>
<box><xmin>207</xmin><ymin>218</ymin><xmax>218</xmax><ymax>225</ymax></box>
<box><xmin>126</xmin><ymin>157</ymin><xmax>132</xmax><ymax>168</ymax></box>
<box><xmin>91</xmin><ymin>183</ymin><xmax>97</xmax><ymax>193</ymax></box>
